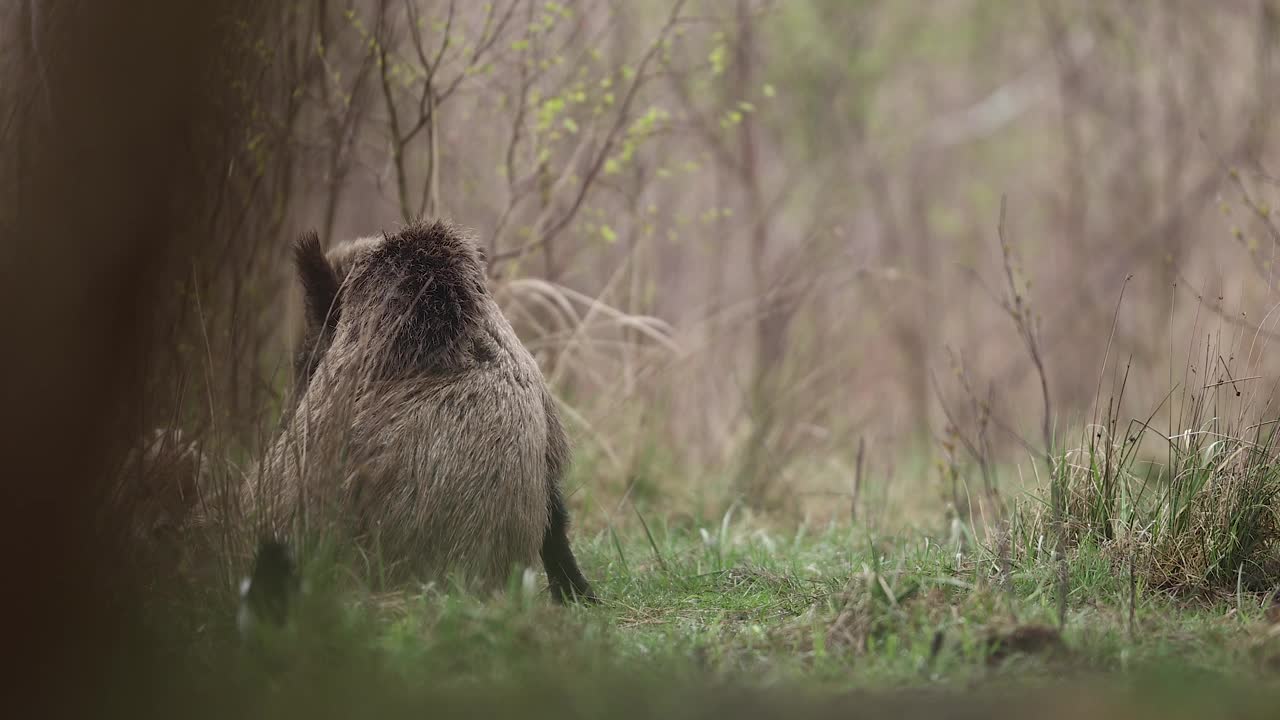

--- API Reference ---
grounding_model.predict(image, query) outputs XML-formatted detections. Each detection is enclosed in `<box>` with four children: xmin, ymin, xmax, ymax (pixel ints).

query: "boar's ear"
<box><xmin>293</xmin><ymin>231</ymin><xmax>341</xmax><ymax>332</ymax></box>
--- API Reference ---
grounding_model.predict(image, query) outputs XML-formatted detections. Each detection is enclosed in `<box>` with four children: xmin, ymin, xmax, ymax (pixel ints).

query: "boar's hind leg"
<box><xmin>541</xmin><ymin>486</ymin><xmax>597</xmax><ymax>604</ymax></box>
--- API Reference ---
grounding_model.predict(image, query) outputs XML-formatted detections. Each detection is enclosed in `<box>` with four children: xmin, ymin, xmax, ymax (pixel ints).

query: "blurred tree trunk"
<box><xmin>0</xmin><ymin>1</ymin><xmax>267</xmax><ymax>715</ymax></box>
<box><xmin>733</xmin><ymin>0</ymin><xmax>790</xmax><ymax>505</ymax></box>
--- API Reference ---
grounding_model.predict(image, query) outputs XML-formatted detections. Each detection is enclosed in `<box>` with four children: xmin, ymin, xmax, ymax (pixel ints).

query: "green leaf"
<box><xmin>709</xmin><ymin>44</ymin><xmax>727</xmax><ymax>76</ymax></box>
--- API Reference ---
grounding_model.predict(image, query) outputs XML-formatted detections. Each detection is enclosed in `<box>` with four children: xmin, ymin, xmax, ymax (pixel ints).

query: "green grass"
<box><xmin>133</xmin><ymin>516</ymin><xmax>1280</xmax><ymax>719</ymax></box>
<box><xmin>127</xmin><ymin>323</ymin><xmax>1280</xmax><ymax>718</ymax></box>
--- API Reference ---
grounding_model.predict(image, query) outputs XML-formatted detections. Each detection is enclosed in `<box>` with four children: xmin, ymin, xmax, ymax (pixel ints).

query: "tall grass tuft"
<box><xmin>1017</xmin><ymin>329</ymin><xmax>1280</xmax><ymax>598</ymax></box>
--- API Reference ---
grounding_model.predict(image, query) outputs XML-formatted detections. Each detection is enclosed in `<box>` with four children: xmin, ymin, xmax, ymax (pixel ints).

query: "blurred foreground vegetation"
<box><xmin>125</xmin><ymin>522</ymin><xmax>1280</xmax><ymax>719</ymax></box>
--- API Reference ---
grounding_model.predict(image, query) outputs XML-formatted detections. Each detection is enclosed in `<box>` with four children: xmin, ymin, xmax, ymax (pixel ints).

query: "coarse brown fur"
<box><xmin>259</xmin><ymin>220</ymin><xmax>594</xmax><ymax>601</ymax></box>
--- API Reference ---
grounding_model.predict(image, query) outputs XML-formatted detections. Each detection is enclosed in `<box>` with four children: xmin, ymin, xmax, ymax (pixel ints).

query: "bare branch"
<box><xmin>374</xmin><ymin>0</ymin><xmax>413</xmax><ymax>222</ymax></box>
<box><xmin>491</xmin><ymin>0</ymin><xmax>690</xmax><ymax>267</ymax></box>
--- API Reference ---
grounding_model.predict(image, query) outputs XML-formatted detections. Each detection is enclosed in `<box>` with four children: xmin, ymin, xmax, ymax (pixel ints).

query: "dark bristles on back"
<box><xmin>293</xmin><ymin>231</ymin><xmax>341</xmax><ymax>333</ymax></box>
<box><xmin>358</xmin><ymin>221</ymin><xmax>488</xmax><ymax>367</ymax></box>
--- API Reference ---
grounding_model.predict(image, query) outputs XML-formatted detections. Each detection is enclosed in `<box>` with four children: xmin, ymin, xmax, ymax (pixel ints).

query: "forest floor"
<box><xmin>152</xmin><ymin>518</ymin><xmax>1280</xmax><ymax>719</ymax></box>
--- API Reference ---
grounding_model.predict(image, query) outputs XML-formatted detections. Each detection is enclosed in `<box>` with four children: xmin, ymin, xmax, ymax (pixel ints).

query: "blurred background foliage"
<box><xmin>165</xmin><ymin>0</ymin><xmax>1280</xmax><ymax>528</ymax></box>
<box><xmin>8</xmin><ymin>0</ymin><xmax>1280</xmax><ymax>557</ymax></box>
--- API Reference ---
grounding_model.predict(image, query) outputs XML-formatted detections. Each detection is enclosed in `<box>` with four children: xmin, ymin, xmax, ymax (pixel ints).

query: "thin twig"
<box><xmin>491</xmin><ymin>0</ymin><xmax>690</xmax><ymax>266</ymax></box>
<box><xmin>852</xmin><ymin>437</ymin><xmax>865</xmax><ymax>524</ymax></box>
